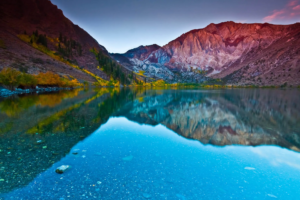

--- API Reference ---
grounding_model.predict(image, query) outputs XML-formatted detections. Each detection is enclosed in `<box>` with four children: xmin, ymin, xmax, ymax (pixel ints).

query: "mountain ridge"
<box><xmin>115</xmin><ymin>21</ymin><xmax>300</xmax><ymax>86</ymax></box>
<box><xmin>1</xmin><ymin>1</ymin><xmax>299</xmax><ymax>86</ymax></box>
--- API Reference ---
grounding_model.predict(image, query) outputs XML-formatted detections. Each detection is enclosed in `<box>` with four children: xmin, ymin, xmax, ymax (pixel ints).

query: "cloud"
<box><xmin>288</xmin><ymin>0</ymin><xmax>298</xmax><ymax>7</ymax></box>
<box><xmin>263</xmin><ymin>0</ymin><xmax>300</xmax><ymax>22</ymax></box>
<box><xmin>263</xmin><ymin>10</ymin><xmax>285</xmax><ymax>22</ymax></box>
<box><xmin>293</xmin><ymin>5</ymin><xmax>300</xmax><ymax>10</ymax></box>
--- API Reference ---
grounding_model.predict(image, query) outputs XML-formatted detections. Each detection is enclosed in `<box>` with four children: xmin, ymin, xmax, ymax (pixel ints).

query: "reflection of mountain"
<box><xmin>1</xmin><ymin>88</ymin><xmax>300</xmax><ymax>194</ymax></box>
<box><xmin>0</xmin><ymin>88</ymin><xmax>133</xmax><ymax>194</ymax></box>
<box><xmin>116</xmin><ymin>89</ymin><xmax>300</xmax><ymax>152</ymax></box>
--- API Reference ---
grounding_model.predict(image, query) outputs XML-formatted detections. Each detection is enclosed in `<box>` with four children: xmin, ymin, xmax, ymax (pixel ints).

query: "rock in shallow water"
<box><xmin>55</xmin><ymin>165</ymin><xmax>70</xmax><ymax>174</ymax></box>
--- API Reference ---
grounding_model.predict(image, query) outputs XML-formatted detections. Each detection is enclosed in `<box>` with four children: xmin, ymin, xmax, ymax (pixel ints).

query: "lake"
<box><xmin>0</xmin><ymin>88</ymin><xmax>300</xmax><ymax>200</ymax></box>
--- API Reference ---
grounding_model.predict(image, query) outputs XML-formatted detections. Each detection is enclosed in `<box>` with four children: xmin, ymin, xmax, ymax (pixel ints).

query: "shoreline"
<box><xmin>0</xmin><ymin>87</ymin><xmax>74</xmax><ymax>98</ymax></box>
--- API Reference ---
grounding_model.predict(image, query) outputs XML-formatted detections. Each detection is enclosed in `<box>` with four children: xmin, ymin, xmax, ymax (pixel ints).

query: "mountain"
<box><xmin>116</xmin><ymin>22</ymin><xmax>300</xmax><ymax>86</ymax></box>
<box><xmin>0</xmin><ymin>0</ymin><xmax>112</xmax><ymax>82</ymax></box>
<box><xmin>110</xmin><ymin>44</ymin><xmax>181</xmax><ymax>82</ymax></box>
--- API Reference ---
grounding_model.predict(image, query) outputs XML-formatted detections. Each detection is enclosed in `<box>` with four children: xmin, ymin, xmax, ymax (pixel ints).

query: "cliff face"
<box><xmin>117</xmin><ymin>22</ymin><xmax>300</xmax><ymax>86</ymax></box>
<box><xmin>0</xmin><ymin>0</ymin><xmax>109</xmax><ymax>81</ymax></box>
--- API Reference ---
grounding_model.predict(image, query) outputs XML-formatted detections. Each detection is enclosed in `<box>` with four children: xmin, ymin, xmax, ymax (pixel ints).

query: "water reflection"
<box><xmin>0</xmin><ymin>88</ymin><xmax>300</xmax><ymax>197</ymax></box>
<box><xmin>0</xmin><ymin>88</ymin><xmax>133</xmax><ymax>193</ymax></box>
<box><xmin>116</xmin><ymin>89</ymin><xmax>300</xmax><ymax>152</ymax></box>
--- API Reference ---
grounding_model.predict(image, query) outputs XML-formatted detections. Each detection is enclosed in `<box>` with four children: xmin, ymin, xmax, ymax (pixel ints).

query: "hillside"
<box><xmin>0</xmin><ymin>0</ymin><xmax>114</xmax><ymax>83</ymax></box>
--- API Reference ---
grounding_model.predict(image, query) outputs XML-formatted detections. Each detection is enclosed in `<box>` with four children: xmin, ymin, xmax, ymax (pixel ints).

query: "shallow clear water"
<box><xmin>0</xmin><ymin>88</ymin><xmax>300</xmax><ymax>199</ymax></box>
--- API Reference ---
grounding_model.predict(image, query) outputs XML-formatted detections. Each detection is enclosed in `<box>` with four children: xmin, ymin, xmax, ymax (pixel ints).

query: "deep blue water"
<box><xmin>0</xmin><ymin>88</ymin><xmax>300</xmax><ymax>199</ymax></box>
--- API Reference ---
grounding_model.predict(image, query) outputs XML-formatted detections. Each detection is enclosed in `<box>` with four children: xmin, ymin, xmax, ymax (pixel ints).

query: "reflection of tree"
<box><xmin>0</xmin><ymin>88</ymin><xmax>133</xmax><ymax>194</ymax></box>
<box><xmin>0</xmin><ymin>95</ymin><xmax>39</xmax><ymax>117</ymax></box>
<box><xmin>0</xmin><ymin>89</ymin><xmax>82</xmax><ymax>117</ymax></box>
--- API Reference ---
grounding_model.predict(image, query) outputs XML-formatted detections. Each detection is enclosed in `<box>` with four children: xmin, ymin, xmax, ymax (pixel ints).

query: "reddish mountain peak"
<box><xmin>123</xmin><ymin>44</ymin><xmax>161</xmax><ymax>60</ymax></box>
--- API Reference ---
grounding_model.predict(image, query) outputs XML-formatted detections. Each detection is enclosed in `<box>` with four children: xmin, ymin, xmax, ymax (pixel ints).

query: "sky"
<box><xmin>50</xmin><ymin>0</ymin><xmax>300</xmax><ymax>53</ymax></box>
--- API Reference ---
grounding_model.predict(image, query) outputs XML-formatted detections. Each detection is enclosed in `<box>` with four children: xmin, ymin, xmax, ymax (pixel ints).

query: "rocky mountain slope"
<box><xmin>110</xmin><ymin>45</ymin><xmax>176</xmax><ymax>82</ymax></box>
<box><xmin>115</xmin><ymin>22</ymin><xmax>300</xmax><ymax>86</ymax></box>
<box><xmin>0</xmin><ymin>0</ymin><xmax>112</xmax><ymax>82</ymax></box>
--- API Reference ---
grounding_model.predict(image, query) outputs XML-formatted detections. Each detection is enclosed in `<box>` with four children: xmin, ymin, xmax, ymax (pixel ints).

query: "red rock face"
<box><xmin>0</xmin><ymin>0</ymin><xmax>110</xmax><ymax>81</ymax></box>
<box><xmin>146</xmin><ymin>21</ymin><xmax>300</xmax><ymax>85</ymax></box>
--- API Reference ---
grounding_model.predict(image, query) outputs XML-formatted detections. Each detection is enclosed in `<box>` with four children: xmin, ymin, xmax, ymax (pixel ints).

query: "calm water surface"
<box><xmin>0</xmin><ymin>88</ymin><xmax>300</xmax><ymax>200</ymax></box>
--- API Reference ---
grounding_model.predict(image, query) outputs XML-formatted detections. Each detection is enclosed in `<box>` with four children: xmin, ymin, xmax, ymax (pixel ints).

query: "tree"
<box><xmin>0</xmin><ymin>68</ymin><xmax>21</xmax><ymax>90</ymax></box>
<box><xmin>36</xmin><ymin>71</ymin><xmax>62</xmax><ymax>87</ymax></box>
<box><xmin>37</xmin><ymin>34</ymin><xmax>47</xmax><ymax>47</ymax></box>
<box><xmin>19</xmin><ymin>73</ymin><xmax>37</xmax><ymax>88</ymax></box>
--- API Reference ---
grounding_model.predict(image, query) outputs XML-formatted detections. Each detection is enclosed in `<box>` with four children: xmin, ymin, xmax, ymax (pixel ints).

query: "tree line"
<box><xmin>95</xmin><ymin>50</ymin><xmax>130</xmax><ymax>85</ymax></box>
<box><xmin>58</xmin><ymin>33</ymin><xmax>83</xmax><ymax>57</ymax></box>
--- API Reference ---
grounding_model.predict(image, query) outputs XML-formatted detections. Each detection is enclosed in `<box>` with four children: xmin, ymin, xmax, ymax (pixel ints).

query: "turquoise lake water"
<box><xmin>0</xmin><ymin>88</ymin><xmax>300</xmax><ymax>199</ymax></box>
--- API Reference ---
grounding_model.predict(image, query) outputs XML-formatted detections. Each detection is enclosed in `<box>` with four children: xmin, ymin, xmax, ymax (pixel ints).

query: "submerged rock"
<box><xmin>55</xmin><ymin>165</ymin><xmax>70</xmax><ymax>174</ymax></box>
